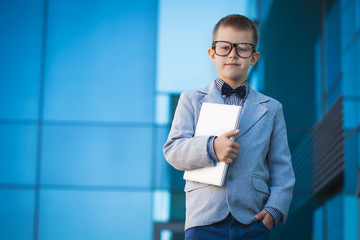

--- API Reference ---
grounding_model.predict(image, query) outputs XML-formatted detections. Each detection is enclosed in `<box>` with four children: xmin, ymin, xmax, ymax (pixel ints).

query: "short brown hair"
<box><xmin>213</xmin><ymin>14</ymin><xmax>259</xmax><ymax>45</ymax></box>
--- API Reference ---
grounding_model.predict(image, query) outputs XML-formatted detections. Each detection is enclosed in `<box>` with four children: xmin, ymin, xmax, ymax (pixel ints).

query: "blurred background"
<box><xmin>0</xmin><ymin>0</ymin><xmax>359</xmax><ymax>239</ymax></box>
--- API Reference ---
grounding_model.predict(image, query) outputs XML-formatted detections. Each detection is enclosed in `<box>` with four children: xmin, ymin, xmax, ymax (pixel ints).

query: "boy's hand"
<box><xmin>213</xmin><ymin>129</ymin><xmax>240</xmax><ymax>163</ymax></box>
<box><xmin>254</xmin><ymin>210</ymin><xmax>275</xmax><ymax>230</ymax></box>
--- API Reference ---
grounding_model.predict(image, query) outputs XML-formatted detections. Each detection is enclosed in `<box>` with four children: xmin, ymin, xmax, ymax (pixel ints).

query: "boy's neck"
<box><xmin>219</xmin><ymin>77</ymin><xmax>246</xmax><ymax>89</ymax></box>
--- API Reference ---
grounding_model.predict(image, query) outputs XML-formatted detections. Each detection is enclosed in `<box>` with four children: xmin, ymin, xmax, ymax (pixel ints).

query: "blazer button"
<box><xmin>228</xmin><ymin>175</ymin><xmax>233</xmax><ymax>181</ymax></box>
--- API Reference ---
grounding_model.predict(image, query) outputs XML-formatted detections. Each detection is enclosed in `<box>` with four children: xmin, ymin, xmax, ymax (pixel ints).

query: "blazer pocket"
<box><xmin>184</xmin><ymin>181</ymin><xmax>210</xmax><ymax>193</ymax></box>
<box><xmin>252</xmin><ymin>175</ymin><xmax>270</xmax><ymax>195</ymax></box>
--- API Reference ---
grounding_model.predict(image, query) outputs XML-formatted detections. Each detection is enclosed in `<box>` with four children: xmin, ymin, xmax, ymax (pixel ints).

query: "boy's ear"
<box><xmin>250</xmin><ymin>52</ymin><xmax>260</xmax><ymax>65</ymax></box>
<box><xmin>208</xmin><ymin>48</ymin><xmax>216</xmax><ymax>63</ymax></box>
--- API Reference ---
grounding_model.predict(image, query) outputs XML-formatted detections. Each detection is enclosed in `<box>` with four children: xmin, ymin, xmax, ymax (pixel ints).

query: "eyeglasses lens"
<box><xmin>236</xmin><ymin>43</ymin><xmax>253</xmax><ymax>58</ymax></box>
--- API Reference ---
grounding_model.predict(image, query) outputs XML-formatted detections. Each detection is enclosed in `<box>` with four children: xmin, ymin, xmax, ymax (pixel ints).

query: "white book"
<box><xmin>183</xmin><ymin>102</ymin><xmax>242</xmax><ymax>186</ymax></box>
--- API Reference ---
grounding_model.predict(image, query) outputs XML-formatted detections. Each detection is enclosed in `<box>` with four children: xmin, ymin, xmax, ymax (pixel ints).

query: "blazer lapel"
<box><xmin>236</xmin><ymin>88</ymin><xmax>269</xmax><ymax>139</ymax></box>
<box><xmin>199</xmin><ymin>80</ymin><xmax>225</xmax><ymax>104</ymax></box>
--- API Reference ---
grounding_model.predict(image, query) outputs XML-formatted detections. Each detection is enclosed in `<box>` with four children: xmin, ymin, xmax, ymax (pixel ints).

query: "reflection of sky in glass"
<box><xmin>157</xmin><ymin>0</ymin><xmax>249</xmax><ymax>93</ymax></box>
<box><xmin>44</xmin><ymin>0</ymin><xmax>156</xmax><ymax>123</ymax></box>
<box><xmin>0</xmin><ymin>0</ymin><xmax>43</xmax><ymax>120</ymax></box>
<box><xmin>38</xmin><ymin>190</ymin><xmax>152</xmax><ymax>239</ymax></box>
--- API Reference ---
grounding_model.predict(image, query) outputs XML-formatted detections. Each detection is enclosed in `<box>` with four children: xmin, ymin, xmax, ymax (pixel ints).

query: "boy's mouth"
<box><xmin>225</xmin><ymin>63</ymin><xmax>240</xmax><ymax>66</ymax></box>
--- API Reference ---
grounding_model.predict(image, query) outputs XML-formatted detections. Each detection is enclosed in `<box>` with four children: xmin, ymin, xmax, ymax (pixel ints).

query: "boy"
<box><xmin>163</xmin><ymin>14</ymin><xmax>295</xmax><ymax>239</ymax></box>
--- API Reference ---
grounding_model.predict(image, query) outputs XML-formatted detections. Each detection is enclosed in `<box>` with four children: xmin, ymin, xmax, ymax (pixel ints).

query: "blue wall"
<box><xmin>0</xmin><ymin>0</ymin><xmax>157</xmax><ymax>239</ymax></box>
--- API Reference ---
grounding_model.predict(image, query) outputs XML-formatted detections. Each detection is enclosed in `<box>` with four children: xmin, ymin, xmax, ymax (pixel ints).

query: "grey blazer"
<box><xmin>163</xmin><ymin>80</ymin><xmax>295</xmax><ymax>230</ymax></box>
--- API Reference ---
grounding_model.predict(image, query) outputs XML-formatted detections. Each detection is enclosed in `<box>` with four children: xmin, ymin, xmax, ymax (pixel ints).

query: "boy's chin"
<box><xmin>220</xmin><ymin>72</ymin><xmax>245</xmax><ymax>81</ymax></box>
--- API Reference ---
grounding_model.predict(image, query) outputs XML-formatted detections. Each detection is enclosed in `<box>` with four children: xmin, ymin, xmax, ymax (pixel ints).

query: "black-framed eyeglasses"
<box><xmin>212</xmin><ymin>41</ymin><xmax>256</xmax><ymax>58</ymax></box>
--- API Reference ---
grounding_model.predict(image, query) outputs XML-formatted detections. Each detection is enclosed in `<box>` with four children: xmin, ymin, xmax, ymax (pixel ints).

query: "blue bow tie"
<box><xmin>221</xmin><ymin>82</ymin><xmax>246</xmax><ymax>99</ymax></box>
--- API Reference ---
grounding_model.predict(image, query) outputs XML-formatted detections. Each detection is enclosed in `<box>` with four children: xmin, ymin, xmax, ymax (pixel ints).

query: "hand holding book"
<box><xmin>183</xmin><ymin>103</ymin><xmax>242</xmax><ymax>186</ymax></box>
<box><xmin>214</xmin><ymin>129</ymin><xmax>240</xmax><ymax>164</ymax></box>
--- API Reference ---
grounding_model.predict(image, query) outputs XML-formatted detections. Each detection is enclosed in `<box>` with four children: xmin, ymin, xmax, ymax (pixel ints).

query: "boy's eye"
<box><xmin>237</xmin><ymin>46</ymin><xmax>251</xmax><ymax>52</ymax></box>
<box><xmin>220</xmin><ymin>46</ymin><xmax>230</xmax><ymax>50</ymax></box>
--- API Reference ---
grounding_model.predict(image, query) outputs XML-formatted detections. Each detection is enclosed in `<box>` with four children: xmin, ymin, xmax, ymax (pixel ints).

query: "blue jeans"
<box><xmin>185</xmin><ymin>214</ymin><xmax>270</xmax><ymax>240</ymax></box>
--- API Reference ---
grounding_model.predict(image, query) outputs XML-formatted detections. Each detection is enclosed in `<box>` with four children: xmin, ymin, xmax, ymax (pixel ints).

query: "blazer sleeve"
<box><xmin>264</xmin><ymin>103</ymin><xmax>296</xmax><ymax>224</ymax></box>
<box><xmin>163</xmin><ymin>91</ymin><xmax>216</xmax><ymax>171</ymax></box>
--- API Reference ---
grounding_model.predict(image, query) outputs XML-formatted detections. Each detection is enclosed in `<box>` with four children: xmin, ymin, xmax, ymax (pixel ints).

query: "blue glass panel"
<box><xmin>326</xmin><ymin>80</ymin><xmax>341</xmax><ymax>109</ymax></box>
<box><xmin>356</xmin><ymin>0</ymin><xmax>360</xmax><ymax>31</ymax></box>
<box><xmin>343</xmin><ymin>99</ymin><xmax>357</xmax><ymax>129</ymax></box>
<box><xmin>160</xmin><ymin>230</ymin><xmax>173</xmax><ymax>240</ymax></box>
<box><xmin>43</xmin><ymin>0</ymin><xmax>157</xmax><ymax>123</ymax></box>
<box><xmin>0</xmin><ymin>124</ymin><xmax>37</xmax><ymax>184</ymax></box>
<box><xmin>153</xmin><ymin>190</ymin><xmax>170</xmax><ymax>222</ymax></box>
<box><xmin>312</xmin><ymin>206</ymin><xmax>324</xmax><ymax>240</ymax></box>
<box><xmin>41</xmin><ymin>125</ymin><xmax>152</xmax><ymax>187</ymax></box>
<box><xmin>326</xmin><ymin>194</ymin><xmax>344</xmax><ymax>240</ymax></box>
<box><xmin>341</xmin><ymin>0</ymin><xmax>356</xmax><ymax>50</ymax></box>
<box><xmin>340</xmin><ymin>0</ymin><xmax>350</xmax><ymax>9</ymax></box>
<box><xmin>154</xmin><ymin>126</ymin><xmax>171</xmax><ymax>189</ymax></box>
<box><xmin>0</xmin><ymin>189</ymin><xmax>35</xmax><ymax>240</ymax></box>
<box><xmin>156</xmin><ymin>94</ymin><xmax>170</xmax><ymax>125</ymax></box>
<box><xmin>357</xmin><ymin>36</ymin><xmax>360</xmax><ymax>99</ymax></box>
<box><xmin>358</xmin><ymin>132</ymin><xmax>360</xmax><ymax>169</ymax></box>
<box><xmin>325</xmin><ymin>0</ymin><xmax>341</xmax><ymax>94</ymax></box>
<box><xmin>259</xmin><ymin>0</ymin><xmax>273</xmax><ymax>21</ymax></box>
<box><xmin>315</xmin><ymin>38</ymin><xmax>322</xmax><ymax>121</ymax></box>
<box><xmin>0</xmin><ymin>0</ymin><xmax>43</xmax><ymax>119</ymax></box>
<box><xmin>38</xmin><ymin>190</ymin><xmax>152</xmax><ymax>240</ymax></box>
<box><xmin>344</xmin><ymin>130</ymin><xmax>358</xmax><ymax>191</ymax></box>
<box><xmin>245</xmin><ymin>0</ymin><xmax>258</xmax><ymax>20</ymax></box>
<box><xmin>249</xmin><ymin>60</ymin><xmax>265</xmax><ymax>92</ymax></box>
<box><xmin>341</xmin><ymin>44</ymin><xmax>357</xmax><ymax>97</ymax></box>
<box><xmin>344</xmin><ymin>195</ymin><xmax>359</xmax><ymax>240</ymax></box>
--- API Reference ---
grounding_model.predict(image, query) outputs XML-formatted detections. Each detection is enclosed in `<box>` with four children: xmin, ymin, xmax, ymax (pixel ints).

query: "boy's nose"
<box><xmin>229</xmin><ymin>47</ymin><xmax>238</xmax><ymax>58</ymax></box>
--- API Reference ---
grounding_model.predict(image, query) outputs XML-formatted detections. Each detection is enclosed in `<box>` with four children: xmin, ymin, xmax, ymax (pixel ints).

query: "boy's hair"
<box><xmin>213</xmin><ymin>14</ymin><xmax>259</xmax><ymax>46</ymax></box>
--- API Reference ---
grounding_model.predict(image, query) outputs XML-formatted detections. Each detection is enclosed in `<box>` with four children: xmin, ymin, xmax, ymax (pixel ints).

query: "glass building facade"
<box><xmin>252</xmin><ymin>0</ymin><xmax>360</xmax><ymax>239</ymax></box>
<box><xmin>0</xmin><ymin>0</ymin><xmax>157</xmax><ymax>239</ymax></box>
<box><xmin>0</xmin><ymin>0</ymin><xmax>359</xmax><ymax>239</ymax></box>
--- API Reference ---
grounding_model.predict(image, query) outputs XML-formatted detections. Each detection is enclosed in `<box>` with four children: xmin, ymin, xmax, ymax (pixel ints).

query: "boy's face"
<box><xmin>208</xmin><ymin>26</ymin><xmax>260</xmax><ymax>87</ymax></box>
